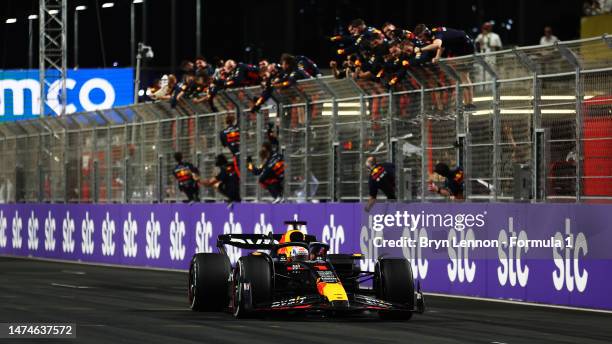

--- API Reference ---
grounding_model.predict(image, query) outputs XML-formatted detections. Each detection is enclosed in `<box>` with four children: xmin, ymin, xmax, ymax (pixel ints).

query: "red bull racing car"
<box><xmin>188</xmin><ymin>221</ymin><xmax>425</xmax><ymax>320</ymax></box>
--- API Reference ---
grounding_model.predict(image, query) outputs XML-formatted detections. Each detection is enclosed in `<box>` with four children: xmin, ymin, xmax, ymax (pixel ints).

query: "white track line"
<box><xmin>425</xmin><ymin>292</ymin><xmax>612</xmax><ymax>315</ymax></box>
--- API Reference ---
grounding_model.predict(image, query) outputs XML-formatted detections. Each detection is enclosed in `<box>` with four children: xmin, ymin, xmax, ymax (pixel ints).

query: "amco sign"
<box><xmin>0</xmin><ymin>68</ymin><xmax>133</xmax><ymax>122</ymax></box>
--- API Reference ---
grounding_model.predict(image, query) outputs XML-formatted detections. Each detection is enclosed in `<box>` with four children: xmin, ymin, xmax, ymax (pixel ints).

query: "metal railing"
<box><xmin>1</xmin><ymin>35</ymin><xmax>611</xmax><ymax>203</ymax></box>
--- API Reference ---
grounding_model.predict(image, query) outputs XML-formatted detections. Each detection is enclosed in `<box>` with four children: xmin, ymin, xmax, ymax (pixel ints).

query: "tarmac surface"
<box><xmin>1</xmin><ymin>257</ymin><xmax>611</xmax><ymax>344</ymax></box>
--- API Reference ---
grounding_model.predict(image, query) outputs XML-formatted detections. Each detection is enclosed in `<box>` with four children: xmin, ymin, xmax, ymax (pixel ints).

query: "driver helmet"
<box><xmin>288</xmin><ymin>246</ymin><xmax>309</xmax><ymax>262</ymax></box>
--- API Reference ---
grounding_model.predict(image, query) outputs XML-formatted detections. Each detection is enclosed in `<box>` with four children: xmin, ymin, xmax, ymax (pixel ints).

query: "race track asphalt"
<box><xmin>1</xmin><ymin>257</ymin><xmax>611</xmax><ymax>344</ymax></box>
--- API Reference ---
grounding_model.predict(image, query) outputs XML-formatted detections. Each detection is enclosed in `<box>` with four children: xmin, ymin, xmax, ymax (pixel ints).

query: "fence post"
<box><xmin>556</xmin><ymin>43</ymin><xmax>582</xmax><ymax>202</ymax></box>
<box><xmin>514</xmin><ymin>48</ymin><xmax>540</xmax><ymax>201</ymax></box>
<box><xmin>359</xmin><ymin>94</ymin><xmax>366</xmax><ymax>202</ymax></box>
<box><xmin>330</xmin><ymin>98</ymin><xmax>338</xmax><ymax>201</ymax></box>
<box><xmin>419</xmin><ymin>86</ymin><xmax>427</xmax><ymax>201</ymax></box>
<box><xmin>475</xmin><ymin>55</ymin><xmax>500</xmax><ymax>201</ymax></box>
<box><xmin>304</xmin><ymin>103</ymin><xmax>311</xmax><ymax>202</ymax></box>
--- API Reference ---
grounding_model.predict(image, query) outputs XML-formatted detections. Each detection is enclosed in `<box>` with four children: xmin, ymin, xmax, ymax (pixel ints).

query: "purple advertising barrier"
<box><xmin>0</xmin><ymin>203</ymin><xmax>610</xmax><ymax>311</ymax></box>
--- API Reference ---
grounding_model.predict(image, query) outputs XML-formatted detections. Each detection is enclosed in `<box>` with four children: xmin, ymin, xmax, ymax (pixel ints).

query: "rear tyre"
<box><xmin>375</xmin><ymin>258</ymin><xmax>415</xmax><ymax>321</ymax></box>
<box><xmin>188</xmin><ymin>253</ymin><xmax>231</xmax><ymax>311</ymax></box>
<box><xmin>232</xmin><ymin>255</ymin><xmax>272</xmax><ymax>318</ymax></box>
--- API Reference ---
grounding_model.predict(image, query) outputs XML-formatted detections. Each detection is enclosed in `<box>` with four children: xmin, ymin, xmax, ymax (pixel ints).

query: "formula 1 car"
<box><xmin>188</xmin><ymin>221</ymin><xmax>425</xmax><ymax>320</ymax></box>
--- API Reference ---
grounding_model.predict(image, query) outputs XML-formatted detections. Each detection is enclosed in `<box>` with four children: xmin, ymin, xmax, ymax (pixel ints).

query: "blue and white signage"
<box><xmin>0</xmin><ymin>68</ymin><xmax>133</xmax><ymax>122</ymax></box>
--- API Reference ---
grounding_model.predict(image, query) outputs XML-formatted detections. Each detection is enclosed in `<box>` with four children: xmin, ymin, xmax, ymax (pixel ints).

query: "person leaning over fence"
<box><xmin>428</xmin><ymin>162</ymin><xmax>464</xmax><ymax>200</ymax></box>
<box><xmin>414</xmin><ymin>24</ymin><xmax>476</xmax><ymax>110</ymax></box>
<box><xmin>200</xmin><ymin>154</ymin><xmax>241</xmax><ymax>203</ymax></box>
<box><xmin>172</xmin><ymin>152</ymin><xmax>201</xmax><ymax>203</ymax></box>
<box><xmin>219</xmin><ymin>114</ymin><xmax>240</xmax><ymax>175</ymax></box>
<box><xmin>364</xmin><ymin>156</ymin><xmax>397</xmax><ymax>212</ymax></box>
<box><xmin>247</xmin><ymin>142</ymin><xmax>285</xmax><ymax>203</ymax></box>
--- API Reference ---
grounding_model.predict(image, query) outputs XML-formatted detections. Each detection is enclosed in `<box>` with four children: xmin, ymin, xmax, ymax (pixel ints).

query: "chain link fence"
<box><xmin>1</xmin><ymin>36</ymin><xmax>611</xmax><ymax>203</ymax></box>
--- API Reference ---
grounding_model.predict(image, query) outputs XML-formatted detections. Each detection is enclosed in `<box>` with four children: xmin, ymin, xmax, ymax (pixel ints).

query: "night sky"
<box><xmin>1</xmin><ymin>0</ymin><xmax>584</xmax><ymax>72</ymax></box>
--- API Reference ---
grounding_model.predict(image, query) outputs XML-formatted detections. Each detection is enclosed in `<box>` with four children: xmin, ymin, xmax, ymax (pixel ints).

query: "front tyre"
<box><xmin>232</xmin><ymin>255</ymin><xmax>272</xmax><ymax>318</ymax></box>
<box><xmin>375</xmin><ymin>258</ymin><xmax>415</xmax><ymax>321</ymax></box>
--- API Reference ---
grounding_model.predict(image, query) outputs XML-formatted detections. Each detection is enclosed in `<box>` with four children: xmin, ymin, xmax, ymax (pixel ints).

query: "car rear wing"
<box><xmin>216</xmin><ymin>233</ymin><xmax>318</xmax><ymax>251</ymax></box>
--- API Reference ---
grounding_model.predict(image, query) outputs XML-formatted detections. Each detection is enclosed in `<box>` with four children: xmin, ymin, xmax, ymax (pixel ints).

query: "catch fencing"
<box><xmin>0</xmin><ymin>35</ymin><xmax>611</xmax><ymax>203</ymax></box>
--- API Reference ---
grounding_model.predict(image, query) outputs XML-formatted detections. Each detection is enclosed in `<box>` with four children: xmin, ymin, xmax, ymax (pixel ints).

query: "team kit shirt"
<box><xmin>431</xmin><ymin>27</ymin><xmax>474</xmax><ymax>57</ymax></box>
<box><xmin>368</xmin><ymin>163</ymin><xmax>397</xmax><ymax>199</ymax></box>
<box><xmin>173</xmin><ymin>162</ymin><xmax>199</xmax><ymax>189</ymax></box>
<box><xmin>220</xmin><ymin>125</ymin><xmax>240</xmax><ymax>156</ymax></box>
<box><xmin>444</xmin><ymin>166</ymin><xmax>465</xmax><ymax>198</ymax></box>
<box><xmin>217</xmin><ymin>163</ymin><xmax>241</xmax><ymax>202</ymax></box>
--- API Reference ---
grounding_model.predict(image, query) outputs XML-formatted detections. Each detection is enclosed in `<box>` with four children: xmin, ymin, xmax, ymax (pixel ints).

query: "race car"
<box><xmin>187</xmin><ymin>221</ymin><xmax>425</xmax><ymax>320</ymax></box>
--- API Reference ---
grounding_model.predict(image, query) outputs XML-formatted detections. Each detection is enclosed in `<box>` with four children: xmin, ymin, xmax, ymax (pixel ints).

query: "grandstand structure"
<box><xmin>0</xmin><ymin>36</ymin><xmax>611</xmax><ymax>203</ymax></box>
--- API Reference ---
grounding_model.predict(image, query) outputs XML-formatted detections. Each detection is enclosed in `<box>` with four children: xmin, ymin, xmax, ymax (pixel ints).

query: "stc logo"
<box><xmin>254</xmin><ymin>213</ymin><xmax>273</xmax><ymax>235</ymax></box>
<box><xmin>322</xmin><ymin>214</ymin><xmax>345</xmax><ymax>254</ymax></box>
<box><xmin>553</xmin><ymin>219</ymin><xmax>588</xmax><ymax>293</ymax></box>
<box><xmin>81</xmin><ymin>211</ymin><xmax>95</xmax><ymax>255</ymax></box>
<box><xmin>44</xmin><ymin>211</ymin><xmax>56</xmax><ymax>251</ymax></box>
<box><xmin>27</xmin><ymin>211</ymin><xmax>39</xmax><ymax>251</ymax></box>
<box><xmin>62</xmin><ymin>211</ymin><xmax>76</xmax><ymax>253</ymax></box>
<box><xmin>169</xmin><ymin>212</ymin><xmax>186</xmax><ymax>261</ymax></box>
<box><xmin>123</xmin><ymin>212</ymin><xmax>138</xmax><ymax>258</ymax></box>
<box><xmin>0</xmin><ymin>210</ymin><xmax>7</xmax><ymax>248</ymax></box>
<box><xmin>359</xmin><ymin>215</ymin><xmax>383</xmax><ymax>272</ymax></box>
<box><xmin>12</xmin><ymin>211</ymin><xmax>23</xmax><ymax>249</ymax></box>
<box><xmin>145</xmin><ymin>212</ymin><xmax>161</xmax><ymax>260</ymax></box>
<box><xmin>195</xmin><ymin>213</ymin><xmax>213</xmax><ymax>254</ymax></box>
<box><xmin>498</xmin><ymin>217</ymin><xmax>529</xmax><ymax>287</ymax></box>
<box><xmin>101</xmin><ymin>212</ymin><xmax>116</xmax><ymax>256</ymax></box>
<box><xmin>223</xmin><ymin>212</ymin><xmax>243</xmax><ymax>264</ymax></box>
<box><xmin>402</xmin><ymin>226</ymin><xmax>428</xmax><ymax>279</ymax></box>
<box><xmin>447</xmin><ymin>227</ymin><xmax>476</xmax><ymax>283</ymax></box>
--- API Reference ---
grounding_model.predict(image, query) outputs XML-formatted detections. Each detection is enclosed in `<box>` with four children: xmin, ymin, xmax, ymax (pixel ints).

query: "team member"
<box><xmin>223</xmin><ymin>60</ymin><xmax>261</xmax><ymax>87</ymax></box>
<box><xmin>428</xmin><ymin>162</ymin><xmax>464</xmax><ymax>200</ymax></box>
<box><xmin>414</xmin><ymin>24</ymin><xmax>476</xmax><ymax>109</ymax></box>
<box><xmin>172</xmin><ymin>152</ymin><xmax>200</xmax><ymax>203</ymax></box>
<box><xmin>219</xmin><ymin>114</ymin><xmax>240</xmax><ymax>175</ymax></box>
<box><xmin>364</xmin><ymin>156</ymin><xmax>396</xmax><ymax>212</ymax></box>
<box><xmin>200</xmin><ymin>154</ymin><xmax>241</xmax><ymax>203</ymax></box>
<box><xmin>247</xmin><ymin>142</ymin><xmax>285</xmax><ymax>203</ymax></box>
<box><xmin>251</xmin><ymin>54</ymin><xmax>310</xmax><ymax>112</ymax></box>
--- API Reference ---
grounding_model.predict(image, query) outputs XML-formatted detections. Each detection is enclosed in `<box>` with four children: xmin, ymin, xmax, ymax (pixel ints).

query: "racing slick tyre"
<box><xmin>232</xmin><ymin>255</ymin><xmax>272</xmax><ymax>318</ymax></box>
<box><xmin>188</xmin><ymin>253</ymin><xmax>232</xmax><ymax>311</ymax></box>
<box><xmin>375</xmin><ymin>258</ymin><xmax>415</xmax><ymax>321</ymax></box>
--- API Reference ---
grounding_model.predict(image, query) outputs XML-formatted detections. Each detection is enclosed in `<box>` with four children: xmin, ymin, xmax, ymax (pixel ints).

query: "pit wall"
<box><xmin>0</xmin><ymin>203</ymin><xmax>610</xmax><ymax>311</ymax></box>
